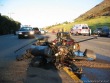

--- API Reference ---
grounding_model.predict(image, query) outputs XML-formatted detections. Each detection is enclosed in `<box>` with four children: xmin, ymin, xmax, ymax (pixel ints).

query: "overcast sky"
<box><xmin>0</xmin><ymin>0</ymin><xmax>103</xmax><ymax>28</ymax></box>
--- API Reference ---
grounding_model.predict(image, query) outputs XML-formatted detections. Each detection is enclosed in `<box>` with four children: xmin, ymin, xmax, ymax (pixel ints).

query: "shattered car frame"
<box><xmin>16</xmin><ymin>31</ymin><xmax>97</xmax><ymax>79</ymax></box>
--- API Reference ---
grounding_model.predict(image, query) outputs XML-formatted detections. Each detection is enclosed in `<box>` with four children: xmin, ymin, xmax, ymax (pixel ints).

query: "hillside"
<box><xmin>75</xmin><ymin>0</ymin><xmax>110</xmax><ymax>21</ymax></box>
<box><xmin>46</xmin><ymin>0</ymin><xmax>110</xmax><ymax>33</ymax></box>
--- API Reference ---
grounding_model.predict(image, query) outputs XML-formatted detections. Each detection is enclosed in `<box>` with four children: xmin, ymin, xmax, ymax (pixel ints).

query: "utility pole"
<box><xmin>8</xmin><ymin>12</ymin><xmax>14</xmax><ymax>18</ymax></box>
<box><xmin>0</xmin><ymin>4</ymin><xmax>3</xmax><ymax>15</ymax></box>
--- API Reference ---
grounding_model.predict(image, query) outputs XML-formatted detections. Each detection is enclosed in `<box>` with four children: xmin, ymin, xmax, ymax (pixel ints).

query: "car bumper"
<box><xmin>18</xmin><ymin>34</ymin><xmax>34</xmax><ymax>38</ymax></box>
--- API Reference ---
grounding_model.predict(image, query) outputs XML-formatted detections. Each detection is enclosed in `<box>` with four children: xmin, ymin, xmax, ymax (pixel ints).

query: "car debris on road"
<box><xmin>16</xmin><ymin>30</ymin><xmax>97</xmax><ymax>82</ymax></box>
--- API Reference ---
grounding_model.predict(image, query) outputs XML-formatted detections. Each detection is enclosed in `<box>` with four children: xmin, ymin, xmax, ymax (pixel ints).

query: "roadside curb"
<box><xmin>63</xmin><ymin>67</ymin><xmax>83</xmax><ymax>83</ymax></box>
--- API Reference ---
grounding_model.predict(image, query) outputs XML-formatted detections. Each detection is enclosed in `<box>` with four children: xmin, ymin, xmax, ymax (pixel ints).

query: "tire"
<box><xmin>18</xmin><ymin>35</ymin><xmax>22</xmax><ymax>39</ymax></box>
<box><xmin>38</xmin><ymin>32</ymin><xmax>41</xmax><ymax>35</ymax></box>
<box><xmin>98</xmin><ymin>34</ymin><xmax>101</xmax><ymax>37</ymax></box>
<box><xmin>29</xmin><ymin>35</ymin><xmax>35</xmax><ymax>39</ymax></box>
<box><xmin>75</xmin><ymin>32</ymin><xmax>79</xmax><ymax>36</ymax></box>
<box><xmin>31</xmin><ymin>36</ymin><xmax>35</xmax><ymax>38</ymax></box>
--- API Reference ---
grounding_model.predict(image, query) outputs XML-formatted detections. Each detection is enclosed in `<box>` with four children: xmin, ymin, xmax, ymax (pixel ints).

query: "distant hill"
<box><xmin>75</xmin><ymin>0</ymin><xmax>110</xmax><ymax>21</ymax></box>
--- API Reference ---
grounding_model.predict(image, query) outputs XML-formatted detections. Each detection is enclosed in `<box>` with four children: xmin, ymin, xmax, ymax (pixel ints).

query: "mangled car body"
<box><xmin>16</xmin><ymin>31</ymin><xmax>97</xmax><ymax>79</ymax></box>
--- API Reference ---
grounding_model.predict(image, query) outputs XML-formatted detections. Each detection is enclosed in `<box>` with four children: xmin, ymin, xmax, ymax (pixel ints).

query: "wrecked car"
<box><xmin>16</xmin><ymin>31</ymin><xmax>97</xmax><ymax>79</ymax></box>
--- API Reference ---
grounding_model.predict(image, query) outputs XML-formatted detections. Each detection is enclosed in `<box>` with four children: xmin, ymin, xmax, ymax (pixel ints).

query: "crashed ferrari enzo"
<box><xmin>16</xmin><ymin>31</ymin><xmax>97</xmax><ymax>79</ymax></box>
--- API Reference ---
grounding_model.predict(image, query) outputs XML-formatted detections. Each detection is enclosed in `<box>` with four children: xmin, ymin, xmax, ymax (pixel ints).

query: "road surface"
<box><xmin>0</xmin><ymin>34</ymin><xmax>74</xmax><ymax>83</ymax></box>
<box><xmin>0</xmin><ymin>33</ymin><xmax>110</xmax><ymax>83</ymax></box>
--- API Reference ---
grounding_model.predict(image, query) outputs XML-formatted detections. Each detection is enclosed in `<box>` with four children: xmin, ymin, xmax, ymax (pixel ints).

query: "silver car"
<box><xmin>18</xmin><ymin>27</ymin><xmax>35</xmax><ymax>39</ymax></box>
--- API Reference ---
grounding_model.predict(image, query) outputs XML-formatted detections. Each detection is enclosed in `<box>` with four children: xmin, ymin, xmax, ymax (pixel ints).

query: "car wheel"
<box><xmin>18</xmin><ymin>35</ymin><xmax>22</xmax><ymax>39</ymax></box>
<box><xmin>32</xmin><ymin>35</ymin><xmax>35</xmax><ymax>38</ymax></box>
<box><xmin>88</xmin><ymin>33</ymin><xmax>91</xmax><ymax>36</ymax></box>
<box><xmin>76</xmin><ymin>32</ymin><xmax>79</xmax><ymax>36</ymax></box>
<box><xmin>98</xmin><ymin>34</ymin><xmax>101</xmax><ymax>37</ymax></box>
<box><xmin>30</xmin><ymin>35</ymin><xmax>35</xmax><ymax>38</ymax></box>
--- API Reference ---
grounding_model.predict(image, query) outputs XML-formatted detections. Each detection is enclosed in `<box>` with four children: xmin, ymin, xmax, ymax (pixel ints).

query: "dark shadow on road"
<box><xmin>96</xmin><ymin>53</ymin><xmax>110</xmax><ymax>63</ymax></box>
<box><xmin>24</xmin><ymin>61</ymin><xmax>62</xmax><ymax>83</ymax></box>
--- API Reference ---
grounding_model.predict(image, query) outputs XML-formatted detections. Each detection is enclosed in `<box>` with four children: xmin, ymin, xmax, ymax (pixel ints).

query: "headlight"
<box><xmin>30</xmin><ymin>31</ymin><xmax>34</xmax><ymax>34</ymax></box>
<box><xmin>18</xmin><ymin>32</ymin><xmax>22</xmax><ymax>34</ymax></box>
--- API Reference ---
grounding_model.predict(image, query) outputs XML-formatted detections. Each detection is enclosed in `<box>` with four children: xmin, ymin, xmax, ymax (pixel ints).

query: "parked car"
<box><xmin>18</xmin><ymin>27</ymin><xmax>35</xmax><ymax>39</ymax></box>
<box><xmin>100</xmin><ymin>26</ymin><xmax>110</xmax><ymax>37</ymax></box>
<box><xmin>93</xmin><ymin>28</ymin><xmax>102</xmax><ymax>35</ymax></box>
<box><xmin>93</xmin><ymin>26</ymin><xmax>109</xmax><ymax>37</ymax></box>
<box><xmin>45</xmin><ymin>30</ymin><xmax>48</xmax><ymax>33</ymax></box>
<box><xmin>33</xmin><ymin>27</ymin><xmax>41</xmax><ymax>34</ymax></box>
<box><xmin>39</xmin><ymin>29</ymin><xmax>46</xmax><ymax>34</ymax></box>
<box><xmin>70</xmin><ymin>24</ymin><xmax>91</xmax><ymax>36</ymax></box>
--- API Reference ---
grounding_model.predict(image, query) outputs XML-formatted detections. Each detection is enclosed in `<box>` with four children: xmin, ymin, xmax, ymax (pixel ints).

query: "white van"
<box><xmin>70</xmin><ymin>24</ymin><xmax>91</xmax><ymax>36</ymax></box>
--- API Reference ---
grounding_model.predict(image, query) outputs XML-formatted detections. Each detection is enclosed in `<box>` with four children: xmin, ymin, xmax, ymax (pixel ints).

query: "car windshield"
<box><xmin>82</xmin><ymin>27</ymin><xmax>88</xmax><ymax>29</ymax></box>
<box><xmin>33</xmin><ymin>28</ymin><xmax>39</xmax><ymax>30</ymax></box>
<box><xmin>19</xmin><ymin>27</ymin><xmax>32</xmax><ymax>31</ymax></box>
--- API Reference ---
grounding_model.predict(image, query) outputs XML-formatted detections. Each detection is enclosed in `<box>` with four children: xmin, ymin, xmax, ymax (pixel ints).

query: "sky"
<box><xmin>0</xmin><ymin>0</ymin><xmax>103</xmax><ymax>28</ymax></box>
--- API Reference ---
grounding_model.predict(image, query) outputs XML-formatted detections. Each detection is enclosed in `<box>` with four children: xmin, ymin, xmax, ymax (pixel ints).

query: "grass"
<box><xmin>47</xmin><ymin>16</ymin><xmax>110</xmax><ymax>33</ymax></box>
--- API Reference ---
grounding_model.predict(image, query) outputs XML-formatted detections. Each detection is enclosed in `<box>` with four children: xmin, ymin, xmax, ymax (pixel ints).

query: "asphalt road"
<box><xmin>71</xmin><ymin>35</ymin><xmax>110</xmax><ymax>83</ymax></box>
<box><xmin>47</xmin><ymin>33</ymin><xmax>110</xmax><ymax>83</ymax></box>
<box><xmin>0</xmin><ymin>34</ymin><xmax>73</xmax><ymax>83</ymax></box>
<box><xmin>0</xmin><ymin>34</ymin><xmax>36</xmax><ymax>83</ymax></box>
<box><xmin>0</xmin><ymin>33</ymin><xmax>110</xmax><ymax>83</ymax></box>
<box><xmin>71</xmin><ymin>35</ymin><xmax>110</xmax><ymax>58</ymax></box>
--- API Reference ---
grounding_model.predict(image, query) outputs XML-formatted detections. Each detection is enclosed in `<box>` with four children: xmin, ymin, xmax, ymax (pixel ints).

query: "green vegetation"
<box><xmin>73</xmin><ymin>0</ymin><xmax>110</xmax><ymax>32</ymax></box>
<box><xmin>46</xmin><ymin>16</ymin><xmax>110</xmax><ymax>33</ymax></box>
<box><xmin>46</xmin><ymin>0</ymin><xmax>110</xmax><ymax>33</ymax></box>
<box><xmin>0</xmin><ymin>13</ymin><xmax>21</xmax><ymax>35</ymax></box>
<box><xmin>74</xmin><ymin>16</ymin><xmax>110</xmax><ymax>32</ymax></box>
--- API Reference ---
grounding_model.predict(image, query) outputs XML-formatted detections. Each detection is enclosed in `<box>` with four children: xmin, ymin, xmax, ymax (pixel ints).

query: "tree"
<box><xmin>0</xmin><ymin>15</ymin><xmax>21</xmax><ymax>35</ymax></box>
